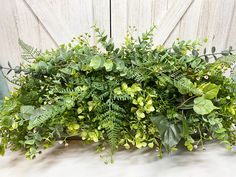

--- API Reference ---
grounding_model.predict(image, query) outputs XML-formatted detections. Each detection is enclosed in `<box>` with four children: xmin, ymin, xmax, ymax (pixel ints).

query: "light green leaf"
<box><xmin>136</xmin><ymin>109</ymin><xmax>145</xmax><ymax>118</ymax></box>
<box><xmin>193</xmin><ymin>97</ymin><xmax>218</xmax><ymax>115</ymax></box>
<box><xmin>25</xmin><ymin>140</ymin><xmax>35</xmax><ymax>145</ymax></box>
<box><xmin>130</xmin><ymin>83</ymin><xmax>142</xmax><ymax>92</ymax></box>
<box><xmin>202</xmin><ymin>83</ymin><xmax>220</xmax><ymax>99</ymax></box>
<box><xmin>104</xmin><ymin>59</ymin><xmax>113</xmax><ymax>71</ymax></box>
<box><xmin>150</xmin><ymin>115</ymin><xmax>182</xmax><ymax>150</ymax></box>
<box><xmin>77</xmin><ymin>107</ymin><xmax>83</xmax><ymax>114</ymax></box>
<box><xmin>114</xmin><ymin>87</ymin><xmax>122</xmax><ymax>95</ymax></box>
<box><xmin>89</xmin><ymin>56</ymin><xmax>104</xmax><ymax>69</ymax></box>
<box><xmin>148</xmin><ymin>142</ymin><xmax>154</xmax><ymax>148</ymax></box>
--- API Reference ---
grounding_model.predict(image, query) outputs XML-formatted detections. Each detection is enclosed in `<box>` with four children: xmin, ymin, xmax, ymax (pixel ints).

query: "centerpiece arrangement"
<box><xmin>1</xmin><ymin>27</ymin><xmax>236</xmax><ymax>161</ymax></box>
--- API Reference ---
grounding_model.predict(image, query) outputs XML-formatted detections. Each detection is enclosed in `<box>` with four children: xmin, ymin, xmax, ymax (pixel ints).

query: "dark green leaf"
<box><xmin>150</xmin><ymin>115</ymin><xmax>182</xmax><ymax>150</ymax></box>
<box><xmin>211</xmin><ymin>46</ymin><xmax>216</xmax><ymax>53</ymax></box>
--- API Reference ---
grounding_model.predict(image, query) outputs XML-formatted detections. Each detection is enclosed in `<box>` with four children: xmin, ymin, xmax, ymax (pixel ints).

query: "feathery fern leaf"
<box><xmin>18</xmin><ymin>39</ymin><xmax>41</xmax><ymax>60</ymax></box>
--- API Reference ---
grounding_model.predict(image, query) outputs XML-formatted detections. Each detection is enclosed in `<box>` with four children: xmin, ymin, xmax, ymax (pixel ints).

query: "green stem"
<box><xmin>197</xmin><ymin>125</ymin><xmax>204</xmax><ymax>150</ymax></box>
<box><xmin>177</xmin><ymin>96</ymin><xmax>196</xmax><ymax>109</ymax></box>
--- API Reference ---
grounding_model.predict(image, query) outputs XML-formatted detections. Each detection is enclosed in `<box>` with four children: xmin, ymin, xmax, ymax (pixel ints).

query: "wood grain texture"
<box><xmin>45</xmin><ymin>0</ymin><xmax>110</xmax><ymax>43</ymax></box>
<box><xmin>179</xmin><ymin>0</ymin><xmax>203</xmax><ymax>40</ymax></box>
<box><xmin>14</xmin><ymin>0</ymin><xmax>56</xmax><ymax>50</ymax></box>
<box><xmin>0</xmin><ymin>1</ymin><xmax>21</xmax><ymax>66</ymax></box>
<box><xmin>24</xmin><ymin>0</ymin><xmax>73</xmax><ymax>45</ymax></box>
<box><xmin>154</xmin><ymin>0</ymin><xmax>193</xmax><ymax>44</ymax></box>
<box><xmin>227</xmin><ymin>1</ymin><xmax>236</xmax><ymax>48</ymax></box>
<box><xmin>210</xmin><ymin>0</ymin><xmax>235</xmax><ymax>51</ymax></box>
<box><xmin>164</xmin><ymin>0</ymin><xmax>181</xmax><ymax>46</ymax></box>
<box><xmin>111</xmin><ymin>0</ymin><xmax>128</xmax><ymax>46</ymax></box>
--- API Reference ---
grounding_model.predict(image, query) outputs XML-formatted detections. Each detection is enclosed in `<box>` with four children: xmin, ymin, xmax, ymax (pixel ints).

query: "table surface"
<box><xmin>1</xmin><ymin>141</ymin><xmax>236</xmax><ymax>177</ymax></box>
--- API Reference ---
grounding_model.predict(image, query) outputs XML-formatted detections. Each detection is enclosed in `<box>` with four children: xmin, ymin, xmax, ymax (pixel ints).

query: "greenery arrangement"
<box><xmin>1</xmin><ymin>26</ymin><xmax>236</xmax><ymax>161</ymax></box>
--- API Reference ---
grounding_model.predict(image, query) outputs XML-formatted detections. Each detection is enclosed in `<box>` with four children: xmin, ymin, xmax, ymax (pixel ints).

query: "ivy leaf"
<box><xmin>89</xmin><ymin>56</ymin><xmax>104</xmax><ymax>70</ymax></box>
<box><xmin>104</xmin><ymin>59</ymin><xmax>113</xmax><ymax>71</ymax></box>
<box><xmin>150</xmin><ymin>115</ymin><xmax>182</xmax><ymax>150</ymax></box>
<box><xmin>201</xmin><ymin>83</ymin><xmax>220</xmax><ymax>99</ymax></box>
<box><xmin>193</xmin><ymin>97</ymin><xmax>218</xmax><ymax>115</ymax></box>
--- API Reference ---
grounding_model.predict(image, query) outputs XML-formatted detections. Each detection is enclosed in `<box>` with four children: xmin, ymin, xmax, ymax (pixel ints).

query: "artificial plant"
<box><xmin>0</xmin><ymin>26</ymin><xmax>236</xmax><ymax>161</ymax></box>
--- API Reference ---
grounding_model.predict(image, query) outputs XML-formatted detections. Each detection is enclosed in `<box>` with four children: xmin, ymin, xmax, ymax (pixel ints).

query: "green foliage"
<box><xmin>193</xmin><ymin>97</ymin><xmax>218</xmax><ymax>115</ymax></box>
<box><xmin>18</xmin><ymin>39</ymin><xmax>41</xmax><ymax>61</ymax></box>
<box><xmin>150</xmin><ymin>115</ymin><xmax>182</xmax><ymax>150</ymax></box>
<box><xmin>1</xmin><ymin>26</ymin><xmax>236</xmax><ymax>161</ymax></box>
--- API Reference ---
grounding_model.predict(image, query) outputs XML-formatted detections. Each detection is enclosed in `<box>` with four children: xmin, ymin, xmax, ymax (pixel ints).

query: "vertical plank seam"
<box><xmin>195</xmin><ymin>0</ymin><xmax>203</xmax><ymax>40</ymax></box>
<box><xmin>109</xmin><ymin>0</ymin><xmax>112</xmax><ymax>38</ymax></box>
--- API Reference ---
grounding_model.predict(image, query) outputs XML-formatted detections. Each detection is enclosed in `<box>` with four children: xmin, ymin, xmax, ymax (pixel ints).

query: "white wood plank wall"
<box><xmin>0</xmin><ymin>0</ymin><xmax>236</xmax><ymax>69</ymax></box>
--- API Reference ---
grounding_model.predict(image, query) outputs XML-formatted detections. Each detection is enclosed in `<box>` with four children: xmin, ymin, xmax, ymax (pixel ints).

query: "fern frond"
<box><xmin>18</xmin><ymin>39</ymin><xmax>41</xmax><ymax>60</ymax></box>
<box><xmin>124</xmin><ymin>68</ymin><xmax>147</xmax><ymax>82</ymax></box>
<box><xmin>53</xmin><ymin>88</ymin><xmax>75</xmax><ymax>94</ymax></box>
<box><xmin>99</xmin><ymin>91</ymin><xmax>110</xmax><ymax>100</ymax></box>
<box><xmin>174</xmin><ymin>77</ymin><xmax>202</xmax><ymax>95</ymax></box>
<box><xmin>27</xmin><ymin>104</ymin><xmax>66</xmax><ymax>130</ymax></box>
<box><xmin>113</xmin><ymin>93</ymin><xmax>131</xmax><ymax>101</ymax></box>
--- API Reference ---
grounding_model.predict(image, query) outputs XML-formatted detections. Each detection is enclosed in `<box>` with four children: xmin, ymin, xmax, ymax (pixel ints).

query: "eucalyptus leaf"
<box><xmin>89</xmin><ymin>56</ymin><xmax>104</xmax><ymax>69</ymax></box>
<box><xmin>104</xmin><ymin>59</ymin><xmax>113</xmax><ymax>71</ymax></box>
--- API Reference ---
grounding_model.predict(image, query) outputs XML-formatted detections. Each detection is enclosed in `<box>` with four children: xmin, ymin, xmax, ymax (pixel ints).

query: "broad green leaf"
<box><xmin>104</xmin><ymin>59</ymin><xmax>113</xmax><ymax>71</ymax></box>
<box><xmin>150</xmin><ymin>115</ymin><xmax>182</xmax><ymax>150</ymax></box>
<box><xmin>89</xmin><ymin>56</ymin><xmax>104</xmax><ymax>69</ymax></box>
<box><xmin>193</xmin><ymin>97</ymin><xmax>218</xmax><ymax>115</ymax></box>
<box><xmin>202</xmin><ymin>83</ymin><xmax>220</xmax><ymax>99</ymax></box>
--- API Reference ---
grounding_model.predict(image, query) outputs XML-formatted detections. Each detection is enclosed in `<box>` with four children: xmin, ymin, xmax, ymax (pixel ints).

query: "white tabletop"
<box><xmin>0</xmin><ymin>141</ymin><xmax>235</xmax><ymax>177</ymax></box>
